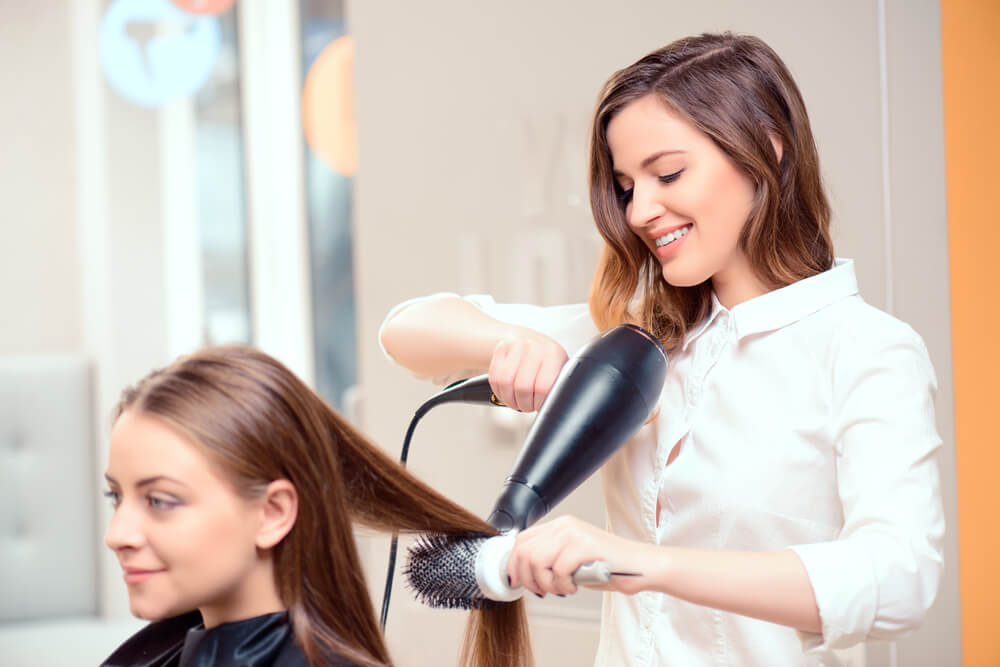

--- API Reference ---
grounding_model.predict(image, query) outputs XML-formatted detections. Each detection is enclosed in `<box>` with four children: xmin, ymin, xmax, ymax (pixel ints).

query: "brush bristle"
<box><xmin>404</xmin><ymin>532</ymin><xmax>502</xmax><ymax>610</ymax></box>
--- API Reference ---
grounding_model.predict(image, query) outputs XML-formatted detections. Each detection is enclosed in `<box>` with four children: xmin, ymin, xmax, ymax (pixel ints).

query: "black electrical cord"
<box><xmin>378</xmin><ymin>375</ymin><xmax>503</xmax><ymax>632</ymax></box>
<box><xmin>378</xmin><ymin>411</ymin><xmax>423</xmax><ymax>632</ymax></box>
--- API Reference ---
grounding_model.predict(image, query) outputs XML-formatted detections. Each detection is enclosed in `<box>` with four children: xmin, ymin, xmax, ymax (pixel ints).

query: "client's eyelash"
<box><xmin>147</xmin><ymin>496</ymin><xmax>179</xmax><ymax>511</ymax></box>
<box><xmin>103</xmin><ymin>489</ymin><xmax>122</xmax><ymax>508</ymax></box>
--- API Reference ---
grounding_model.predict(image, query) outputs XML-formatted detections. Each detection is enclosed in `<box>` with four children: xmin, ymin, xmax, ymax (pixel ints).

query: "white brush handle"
<box><xmin>475</xmin><ymin>533</ymin><xmax>613</xmax><ymax>601</ymax></box>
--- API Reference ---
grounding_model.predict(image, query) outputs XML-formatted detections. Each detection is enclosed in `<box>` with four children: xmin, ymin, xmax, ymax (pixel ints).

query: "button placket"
<box><xmin>686</xmin><ymin>314</ymin><xmax>727</xmax><ymax>407</ymax></box>
<box><xmin>710</xmin><ymin>312</ymin><xmax>731</xmax><ymax>357</ymax></box>
<box><xmin>708</xmin><ymin>331</ymin><xmax>725</xmax><ymax>357</ymax></box>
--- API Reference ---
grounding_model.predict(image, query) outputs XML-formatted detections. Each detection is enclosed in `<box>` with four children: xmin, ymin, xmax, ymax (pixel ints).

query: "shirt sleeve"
<box><xmin>377</xmin><ymin>292</ymin><xmax>599</xmax><ymax>385</ymax></box>
<box><xmin>789</xmin><ymin>323</ymin><xmax>945</xmax><ymax>652</ymax></box>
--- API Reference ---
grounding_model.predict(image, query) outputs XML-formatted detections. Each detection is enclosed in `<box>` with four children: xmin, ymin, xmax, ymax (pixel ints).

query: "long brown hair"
<box><xmin>114</xmin><ymin>345</ymin><xmax>532</xmax><ymax>667</ymax></box>
<box><xmin>588</xmin><ymin>32</ymin><xmax>834</xmax><ymax>350</ymax></box>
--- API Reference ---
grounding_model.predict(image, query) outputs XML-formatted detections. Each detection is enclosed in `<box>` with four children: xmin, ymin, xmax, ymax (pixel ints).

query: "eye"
<box><xmin>103</xmin><ymin>489</ymin><xmax>122</xmax><ymax>509</ymax></box>
<box><xmin>147</xmin><ymin>495</ymin><xmax>180</xmax><ymax>511</ymax></box>
<box><xmin>658</xmin><ymin>169</ymin><xmax>684</xmax><ymax>184</ymax></box>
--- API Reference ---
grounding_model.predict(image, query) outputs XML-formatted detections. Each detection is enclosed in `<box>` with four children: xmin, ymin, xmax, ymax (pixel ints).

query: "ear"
<box><xmin>255</xmin><ymin>479</ymin><xmax>298</xmax><ymax>550</ymax></box>
<box><xmin>768</xmin><ymin>132</ymin><xmax>783</xmax><ymax>164</ymax></box>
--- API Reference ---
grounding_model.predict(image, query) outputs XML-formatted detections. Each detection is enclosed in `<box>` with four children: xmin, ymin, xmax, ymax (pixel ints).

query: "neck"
<box><xmin>711</xmin><ymin>253</ymin><xmax>771</xmax><ymax>309</ymax></box>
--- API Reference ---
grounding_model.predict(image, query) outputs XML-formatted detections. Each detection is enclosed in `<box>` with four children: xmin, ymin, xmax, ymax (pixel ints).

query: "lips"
<box><xmin>122</xmin><ymin>567</ymin><xmax>166</xmax><ymax>585</ymax></box>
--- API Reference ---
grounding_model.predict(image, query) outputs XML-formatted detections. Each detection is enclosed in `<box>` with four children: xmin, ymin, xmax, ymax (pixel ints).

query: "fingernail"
<box><xmin>534</xmin><ymin>593</ymin><xmax>543</xmax><ymax>599</ymax></box>
<box><xmin>507</xmin><ymin>575</ymin><xmax>512</xmax><ymax>586</ymax></box>
<box><xmin>556</xmin><ymin>594</ymin><xmax>566</xmax><ymax>598</ymax></box>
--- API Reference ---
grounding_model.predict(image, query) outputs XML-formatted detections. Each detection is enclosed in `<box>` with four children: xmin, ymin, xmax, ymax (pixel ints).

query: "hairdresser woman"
<box><xmin>379</xmin><ymin>33</ymin><xmax>944</xmax><ymax>666</ymax></box>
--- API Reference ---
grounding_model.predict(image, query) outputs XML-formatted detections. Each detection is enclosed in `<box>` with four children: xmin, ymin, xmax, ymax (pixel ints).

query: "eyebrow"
<box><xmin>103</xmin><ymin>473</ymin><xmax>190</xmax><ymax>489</ymax></box>
<box><xmin>613</xmin><ymin>150</ymin><xmax>686</xmax><ymax>177</ymax></box>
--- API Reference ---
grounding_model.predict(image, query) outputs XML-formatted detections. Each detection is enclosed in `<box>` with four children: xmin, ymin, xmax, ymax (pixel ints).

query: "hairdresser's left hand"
<box><xmin>506</xmin><ymin>516</ymin><xmax>661</xmax><ymax>597</ymax></box>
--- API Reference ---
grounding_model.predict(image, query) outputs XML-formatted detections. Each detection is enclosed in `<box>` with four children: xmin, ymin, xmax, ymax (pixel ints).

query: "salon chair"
<box><xmin>0</xmin><ymin>357</ymin><xmax>143</xmax><ymax>665</ymax></box>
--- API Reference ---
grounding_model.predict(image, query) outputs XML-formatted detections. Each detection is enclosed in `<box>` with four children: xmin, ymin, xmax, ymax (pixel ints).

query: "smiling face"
<box><xmin>607</xmin><ymin>94</ymin><xmax>770</xmax><ymax>307</ymax></box>
<box><xmin>104</xmin><ymin>409</ymin><xmax>281</xmax><ymax>627</ymax></box>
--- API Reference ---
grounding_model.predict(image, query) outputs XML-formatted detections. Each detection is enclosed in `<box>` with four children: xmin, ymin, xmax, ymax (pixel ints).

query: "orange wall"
<box><xmin>941</xmin><ymin>1</ymin><xmax>1000</xmax><ymax>665</ymax></box>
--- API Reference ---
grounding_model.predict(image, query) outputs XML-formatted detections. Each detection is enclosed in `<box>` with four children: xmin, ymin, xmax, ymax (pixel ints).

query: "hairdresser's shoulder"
<box><xmin>831</xmin><ymin>294</ymin><xmax>926</xmax><ymax>347</ymax></box>
<box><xmin>814</xmin><ymin>293</ymin><xmax>935</xmax><ymax>382</ymax></box>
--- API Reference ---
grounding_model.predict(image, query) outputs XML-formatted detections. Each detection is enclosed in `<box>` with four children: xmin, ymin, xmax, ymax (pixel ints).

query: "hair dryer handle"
<box><xmin>415</xmin><ymin>374</ymin><xmax>505</xmax><ymax>418</ymax></box>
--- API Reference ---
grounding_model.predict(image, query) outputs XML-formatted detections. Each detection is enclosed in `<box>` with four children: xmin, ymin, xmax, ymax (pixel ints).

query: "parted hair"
<box><xmin>588</xmin><ymin>32</ymin><xmax>834</xmax><ymax>350</ymax></box>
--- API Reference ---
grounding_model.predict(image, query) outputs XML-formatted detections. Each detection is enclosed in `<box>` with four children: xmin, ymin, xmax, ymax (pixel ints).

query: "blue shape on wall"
<box><xmin>100</xmin><ymin>0</ymin><xmax>221</xmax><ymax>108</ymax></box>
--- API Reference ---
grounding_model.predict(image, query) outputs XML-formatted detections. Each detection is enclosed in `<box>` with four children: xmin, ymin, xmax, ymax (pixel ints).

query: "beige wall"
<box><xmin>0</xmin><ymin>0</ymin><xmax>172</xmax><ymax>621</ymax></box>
<box><xmin>0</xmin><ymin>2</ymin><xmax>82</xmax><ymax>355</ymax></box>
<box><xmin>878</xmin><ymin>2</ymin><xmax>958</xmax><ymax>665</ymax></box>
<box><xmin>349</xmin><ymin>1</ymin><xmax>958</xmax><ymax>665</ymax></box>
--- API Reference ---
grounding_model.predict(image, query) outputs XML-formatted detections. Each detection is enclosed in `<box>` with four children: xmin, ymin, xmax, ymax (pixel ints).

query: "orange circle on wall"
<box><xmin>302</xmin><ymin>36</ymin><xmax>357</xmax><ymax>177</ymax></box>
<box><xmin>170</xmin><ymin>0</ymin><xmax>236</xmax><ymax>15</ymax></box>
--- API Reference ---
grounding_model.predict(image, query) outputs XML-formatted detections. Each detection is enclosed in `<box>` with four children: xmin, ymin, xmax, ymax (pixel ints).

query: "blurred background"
<box><xmin>0</xmin><ymin>0</ymin><xmax>995</xmax><ymax>665</ymax></box>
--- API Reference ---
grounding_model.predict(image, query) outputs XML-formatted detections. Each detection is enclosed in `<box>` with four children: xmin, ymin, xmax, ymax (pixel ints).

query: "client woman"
<box><xmin>100</xmin><ymin>345</ymin><xmax>529</xmax><ymax>667</ymax></box>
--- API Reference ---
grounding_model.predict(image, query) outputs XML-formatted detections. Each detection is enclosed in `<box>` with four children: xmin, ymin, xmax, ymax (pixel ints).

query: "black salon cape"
<box><xmin>100</xmin><ymin>610</ymin><xmax>358</xmax><ymax>666</ymax></box>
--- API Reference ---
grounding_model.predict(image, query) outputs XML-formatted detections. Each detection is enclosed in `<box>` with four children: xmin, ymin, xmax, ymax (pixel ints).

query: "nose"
<box><xmin>627</xmin><ymin>181</ymin><xmax>666</xmax><ymax>230</ymax></box>
<box><xmin>105</xmin><ymin>501</ymin><xmax>145</xmax><ymax>552</ymax></box>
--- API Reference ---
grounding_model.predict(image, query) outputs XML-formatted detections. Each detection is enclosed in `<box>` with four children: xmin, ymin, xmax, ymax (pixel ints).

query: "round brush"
<box><xmin>404</xmin><ymin>532</ymin><xmax>637</xmax><ymax>610</ymax></box>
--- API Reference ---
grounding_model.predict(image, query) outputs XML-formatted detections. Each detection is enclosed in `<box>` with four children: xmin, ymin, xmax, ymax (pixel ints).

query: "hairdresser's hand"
<box><xmin>489</xmin><ymin>334</ymin><xmax>568</xmax><ymax>412</ymax></box>
<box><xmin>506</xmin><ymin>516</ymin><xmax>660</xmax><ymax>597</ymax></box>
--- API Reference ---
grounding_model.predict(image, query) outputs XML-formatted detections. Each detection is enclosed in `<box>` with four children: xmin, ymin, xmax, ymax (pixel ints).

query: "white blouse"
<box><xmin>379</xmin><ymin>259</ymin><xmax>945</xmax><ymax>667</ymax></box>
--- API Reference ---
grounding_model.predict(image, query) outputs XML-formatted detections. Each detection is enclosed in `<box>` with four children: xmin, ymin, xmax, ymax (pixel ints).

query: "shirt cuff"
<box><xmin>787</xmin><ymin>541</ymin><xmax>877</xmax><ymax>653</ymax></box>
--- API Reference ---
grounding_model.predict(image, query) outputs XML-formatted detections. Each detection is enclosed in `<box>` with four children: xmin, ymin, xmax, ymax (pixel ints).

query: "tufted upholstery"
<box><xmin>0</xmin><ymin>357</ymin><xmax>146</xmax><ymax>664</ymax></box>
<box><xmin>0</xmin><ymin>356</ymin><xmax>98</xmax><ymax>621</ymax></box>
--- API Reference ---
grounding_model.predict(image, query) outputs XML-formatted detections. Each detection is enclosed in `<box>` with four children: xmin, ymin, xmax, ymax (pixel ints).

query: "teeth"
<box><xmin>655</xmin><ymin>225</ymin><xmax>690</xmax><ymax>247</ymax></box>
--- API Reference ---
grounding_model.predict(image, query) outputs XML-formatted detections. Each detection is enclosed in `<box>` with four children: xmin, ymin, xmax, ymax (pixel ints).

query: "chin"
<box><xmin>129</xmin><ymin>606</ymin><xmax>157</xmax><ymax>621</ymax></box>
<box><xmin>129</xmin><ymin>596</ymin><xmax>191</xmax><ymax>621</ymax></box>
<box><xmin>660</xmin><ymin>264</ymin><xmax>708</xmax><ymax>288</ymax></box>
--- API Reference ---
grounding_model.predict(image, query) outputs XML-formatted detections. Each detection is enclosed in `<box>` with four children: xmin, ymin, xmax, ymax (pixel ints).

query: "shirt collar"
<box><xmin>682</xmin><ymin>258</ymin><xmax>858</xmax><ymax>350</ymax></box>
<box><xmin>682</xmin><ymin>292</ymin><xmax>726</xmax><ymax>351</ymax></box>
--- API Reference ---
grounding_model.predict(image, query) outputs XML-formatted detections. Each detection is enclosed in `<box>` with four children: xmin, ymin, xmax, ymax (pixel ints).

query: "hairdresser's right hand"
<box><xmin>488</xmin><ymin>335</ymin><xmax>568</xmax><ymax>412</ymax></box>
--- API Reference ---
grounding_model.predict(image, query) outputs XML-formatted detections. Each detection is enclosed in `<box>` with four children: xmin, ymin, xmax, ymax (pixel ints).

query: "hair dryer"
<box><xmin>485</xmin><ymin>323</ymin><xmax>666</xmax><ymax>530</ymax></box>
<box><xmin>427</xmin><ymin>323</ymin><xmax>667</xmax><ymax>530</ymax></box>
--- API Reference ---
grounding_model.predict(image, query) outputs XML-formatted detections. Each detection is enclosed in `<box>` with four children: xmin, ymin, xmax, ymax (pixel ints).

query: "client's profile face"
<box><xmin>104</xmin><ymin>410</ymin><xmax>267</xmax><ymax>623</ymax></box>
